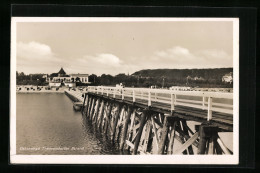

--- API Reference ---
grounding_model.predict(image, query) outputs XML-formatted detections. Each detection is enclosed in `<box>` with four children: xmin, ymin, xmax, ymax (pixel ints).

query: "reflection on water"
<box><xmin>16</xmin><ymin>93</ymin><xmax>128</xmax><ymax>155</ymax></box>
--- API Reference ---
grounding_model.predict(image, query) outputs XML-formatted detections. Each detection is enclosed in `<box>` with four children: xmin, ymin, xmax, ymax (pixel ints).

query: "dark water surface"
<box><xmin>16</xmin><ymin>93</ymin><xmax>122</xmax><ymax>155</ymax></box>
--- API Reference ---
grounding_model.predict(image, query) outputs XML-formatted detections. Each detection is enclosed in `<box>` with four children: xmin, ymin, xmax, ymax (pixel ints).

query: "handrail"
<box><xmin>86</xmin><ymin>86</ymin><xmax>233</xmax><ymax>120</ymax></box>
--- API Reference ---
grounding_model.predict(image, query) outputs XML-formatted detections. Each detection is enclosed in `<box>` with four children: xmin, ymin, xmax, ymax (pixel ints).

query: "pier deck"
<box><xmin>66</xmin><ymin>86</ymin><xmax>234</xmax><ymax>155</ymax></box>
<box><xmin>87</xmin><ymin>86</ymin><xmax>233</xmax><ymax>131</ymax></box>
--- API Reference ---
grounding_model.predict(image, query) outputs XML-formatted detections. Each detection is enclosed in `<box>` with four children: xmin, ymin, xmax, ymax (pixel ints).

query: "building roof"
<box><xmin>58</xmin><ymin>67</ymin><xmax>66</xmax><ymax>75</ymax></box>
<box><xmin>70</xmin><ymin>74</ymin><xmax>89</xmax><ymax>77</ymax></box>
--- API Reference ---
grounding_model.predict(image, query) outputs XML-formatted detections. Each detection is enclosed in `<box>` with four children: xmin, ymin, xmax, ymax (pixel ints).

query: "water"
<box><xmin>16</xmin><ymin>93</ymin><xmax>122</xmax><ymax>155</ymax></box>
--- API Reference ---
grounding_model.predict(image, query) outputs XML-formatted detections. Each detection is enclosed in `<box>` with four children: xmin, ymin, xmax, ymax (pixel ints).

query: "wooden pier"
<box><xmin>73</xmin><ymin>86</ymin><xmax>233</xmax><ymax>155</ymax></box>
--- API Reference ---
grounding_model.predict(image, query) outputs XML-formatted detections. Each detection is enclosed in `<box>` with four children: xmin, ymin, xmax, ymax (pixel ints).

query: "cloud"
<box><xmin>150</xmin><ymin>46</ymin><xmax>233</xmax><ymax>69</ymax></box>
<box><xmin>16</xmin><ymin>41</ymin><xmax>65</xmax><ymax>74</ymax></box>
<box><xmin>71</xmin><ymin>47</ymin><xmax>233</xmax><ymax>76</ymax></box>
<box><xmin>17</xmin><ymin>41</ymin><xmax>55</xmax><ymax>61</ymax></box>
<box><xmin>69</xmin><ymin>53</ymin><xmax>127</xmax><ymax>75</ymax></box>
<box><xmin>82</xmin><ymin>53</ymin><xmax>122</xmax><ymax>67</ymax></box>
<box><xmin>16</xmin><ymin>42</ymin><xmax>232</xmax><ymax>76</ymax></box>
<box><xmin>155</xmin><ymin>46</ymin><xmax>190</xmax><ymax>57</ymax></box>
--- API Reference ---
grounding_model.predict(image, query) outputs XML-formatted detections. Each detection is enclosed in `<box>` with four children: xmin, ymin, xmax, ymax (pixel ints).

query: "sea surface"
<box><xmin>16</xmin><ymin>92</ymin><xmax>233</xmax><ymax>155</ymax></box>
<box><xmin>16</xmin><ymin>93</ymin><xmax>122</xmax><ymax>155</ymax></box>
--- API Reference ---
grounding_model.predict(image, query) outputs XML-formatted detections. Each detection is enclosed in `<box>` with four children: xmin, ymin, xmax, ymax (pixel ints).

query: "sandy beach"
<box><xmin>16</xmin><ymin>85</ymin><xmax>87</xmax><ymax>94</ymax></box>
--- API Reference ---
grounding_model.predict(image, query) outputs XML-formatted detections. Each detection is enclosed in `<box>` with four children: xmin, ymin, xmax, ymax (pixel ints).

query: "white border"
<box><xmin>10</xmin><ymin>17</ymin><xmax>239</xmax><ymax>164</ymax></box>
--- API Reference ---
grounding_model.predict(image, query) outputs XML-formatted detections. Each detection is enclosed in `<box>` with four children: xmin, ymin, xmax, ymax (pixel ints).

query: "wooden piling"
<box><xmin>157</xmin><ymin>115</ymin><xmax>170</xmax><ymax>154</ymax></box>
<box><xmin>93</xmin><ymin>98</ymin><xmax>101</xmax><ymax>123</ymax></box>
<box><xmin>197</xmin><ymin>124</ymin><xmax>218</xmax><ymax>154</ymax></box>
<box><xmin>181</xmin><ymin>120</ymin><xmax>194</xmax><ymax>154</ymax></box>
<box><xmin>112</xmin><ymin>103</ymin><xmax>123</xmax><ymax>141</ymax></box>
<box><xmin>98</xmin><ymin>100</ymin><xmax>106</xmax><ymax>128</ymax></box>
<box><xmin>81</xmin><ymin>93</ymin><xmax>87</xmax><ymax>113</ymax></box>
<box><xmin>84</xmin><ymin>94</ymin><xmax>90</xmax><ymax>116</ymax></box>
<box><xmin>104</xmin><ymin>102</ymin><xmax>113</xmax><ymax>135</ymax></box>
<box><xmin>197</xmin><ymin>125</ymin><xmax>207</xmax><ymax>154</ymax></box>
<box><xmin>119</xmin><ymin>105</ymin><xmax>133</xmax><ymax>150</ymax></box>
<box><xmin>167</xmin><ymin>120</ymin><xmax>177</xmax><ymax>154</ymax></box>
<box><xmin>133</xmin><ymin>109</ymin><xmax>149</xmax><ymax>155</ymax></box>
<box><xmin>175</xmin><ymin>120</ymin><xmax>188</xmax><ymax>154</ymax></box>
<box><xmin>90</xmin><ymin>97</ymin><xmax>97</xmax><ymax>120</ymax></box>
<box><xmin>87</xmin><ymin>96</ymin><xmax>93</xmax><ymax>117</ymax></box>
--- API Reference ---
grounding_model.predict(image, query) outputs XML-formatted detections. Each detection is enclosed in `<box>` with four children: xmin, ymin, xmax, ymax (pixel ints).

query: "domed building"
<box><xmin>48</xmin><ymin>68</ymin><xmax>90</xmax><ymax>87</ymax></box>
<box><xmin>57</xmin><ymin>67</ymin><xmax>66</xmax><ymax>77</ymax></box>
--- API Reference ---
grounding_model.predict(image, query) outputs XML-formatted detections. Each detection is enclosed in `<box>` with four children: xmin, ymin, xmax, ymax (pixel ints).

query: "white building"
<box><xmin>222</xmin><ymin>72</ymin><xmax>233</xmax><ymax>84</ymax></box>
<box><xmin>70</xmin><ymin>74</ymin><xmax>90</xmax><ymax>83</ymax></box>
<box><xmin>48</xmin><ymin>68</ymin><xmax>90</xmax><ymax>87</ymax></box>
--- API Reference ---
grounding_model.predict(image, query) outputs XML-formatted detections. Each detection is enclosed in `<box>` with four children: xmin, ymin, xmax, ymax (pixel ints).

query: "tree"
<box><xmin>89</xmin><ymin>74</ymin><xmax>97</xmax><ymax>83</ymax></box>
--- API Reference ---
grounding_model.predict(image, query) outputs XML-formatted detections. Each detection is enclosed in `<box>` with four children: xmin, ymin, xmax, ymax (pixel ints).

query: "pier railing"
<box><xmin>87</xmin><ymin>86</ymin><xmax>233</xmax><ymax>121</ymax></box>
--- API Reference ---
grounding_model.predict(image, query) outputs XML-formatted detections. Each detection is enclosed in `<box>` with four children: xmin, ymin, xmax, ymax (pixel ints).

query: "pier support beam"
<box><xmin>84</xmin><ymin>94</ymin><xmax>90</xmax><ymax>116</ymax></box>
<box><xmin>119</xmin><ymin>105</ymin><xmax>134</xmax><ymax>150</ymax></box>
<box><xmin>157</xmin><ymin>115</ymin><xmax>174</xmax><ymax>154</ymax></box>
<box><xmin>104</xmin><ymin>101</ymin><xmax>113</xmax><ymax>135</ymax></box>
<box><xmin>197</xmin><ymin>123</ymin><xmax>218</xmax><ymax>154</ymax></box>
<box><xmin>81</xmin><ymin>93</ymin><xmax>87</xmax><ymax>113</ymax></box>
<box><xmin>87</xmin><ymin>96</ymin><xmax>93</xmax><ymax>117</ymax></box>
<box><xmin>112</xmin><ymin>103</ymin><xmax>123</xmax><ymax>141</ymax></box>
<box><xmin>90</xmin><ymin>97</ymin><xmax>97</xmax><ymax>120</ymax></box>
<box><xmin>98</xmin><ymin>100</ymin><xmax>106</xmax><ymax>128</ymax></box>
<box><xmin>92</xmin><ymin>98</ymin><xmax>101</xmax><ymax>123</ymax></box>
<box><xmin>133</xmin><ymin>109</ymin><xmax>150</xmax><ymax>155</ymax></box>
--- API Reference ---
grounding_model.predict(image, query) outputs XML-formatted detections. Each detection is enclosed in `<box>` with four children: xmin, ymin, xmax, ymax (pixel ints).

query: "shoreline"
<box><xmin>17</xmin><ymin>90</ymin><xmax>65</xmax><ymax>93</ymax></box>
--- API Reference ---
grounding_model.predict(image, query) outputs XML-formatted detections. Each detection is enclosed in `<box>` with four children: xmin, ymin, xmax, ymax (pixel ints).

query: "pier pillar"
<box><xmin>119</xmin><ymin>105</ymin><xmax>134</xmax><ymax>150</ymax></box>
<box><xmin>112</xmin><ymin>103</ymin><xmax>123</xmax><ymax>141</ymax></box>
<box><xmin>84</xmin><ymin>94</ymin><xmax>90</xmax><ymax>116</ymax></box>
<box><xmin>197</xmin><ymin>123</ymin><xmax>218</xmax><ymax>154</ymax></box>
<box><xmin>133</xmin><ymin>109</ymin><xmax>150</xmax><ymax>155</ymax></box>
<box><xmin>167</xmin><ymin>120</ymin><xmax>177</xmax><ymax>154</ymax></box>
<box><xmin>81</xmin><ymin>93</ymin><xmax>87</xmax><ymax>113</ymax></box>
<box><xmin>92</xmin><ymin>98</ymin><xmax>101</xmax><ymax>123</ymax></box>
<box><xmin>90</xmin><ymin>97</ymin><xmax>97</xmax><ymax>120</ymax></box>
<box><xmin>104</xmin><ymin>101</ymin><xmax>113</xmax><ymax>135</ymax></box>
<box><xmin>87</xmin><ymin>96</ymin><xmax>93</xmax><ymax>117</ymax></box>
<box><xmin>181</xmin><ymin>120</ymin><xmax>194</xmax><ymax>154</ymax></box>
<box><xmin>98</xmin><ymin>100</ymin><xmax>106</xmax><ymax>128</ymax></box>
<box><xmin>157</xmin><ymin>115</ymin><xmax>171</xmax><ymax>154</ymax></box>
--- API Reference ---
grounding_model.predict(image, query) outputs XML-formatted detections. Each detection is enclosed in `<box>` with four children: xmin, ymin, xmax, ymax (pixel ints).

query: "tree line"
<box><xmin>16</xmin><ymin>72</ymin><xmax>47</xmax><ymax>86</ymax></box>
<box><xmin>17</xmin><ymin>68</ymin><xmax>233</xmax><ymax>88</ymax></box>
<box><xmin>88</xmin><ymin>68</ymin><xmax>233</xmax><ymax>88</ymax></box>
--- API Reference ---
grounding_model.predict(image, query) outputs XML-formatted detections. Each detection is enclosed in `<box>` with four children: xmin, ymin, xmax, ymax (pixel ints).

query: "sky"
<box><xmin>15</xmin><ymin>20</ymin><xmax>234</xmax><ymax>76</ymax></box>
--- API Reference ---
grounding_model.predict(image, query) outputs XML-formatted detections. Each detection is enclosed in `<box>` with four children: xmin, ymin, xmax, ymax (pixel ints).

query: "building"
<box><xmin>222</xmin><ymin>72</ymin><xmax>233</xmax><ymax>84</ymax></box>
<box><xmin>70</xmin><ymin>74</ymin><xmax>89</xmax><ymax>83</ymax></box>
<box><xmin>48</xmin><ymin>68</ymin><xmax>90</xmax><ymax>87</ymax></box>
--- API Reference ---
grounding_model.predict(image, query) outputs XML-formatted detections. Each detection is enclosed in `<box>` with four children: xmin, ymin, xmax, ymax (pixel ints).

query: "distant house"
<box><xmin>48</xmin><ymin>68</ymin><xmax>90</xmax><ymax>87</ymax></box>
<box><xmin>169</xmin><ymin>86</ymin><xmax>191</xmax><ymax>91</ymax></box>
<box><xmin>222</xmin><ymin>72</ymin><xmax>233</xmax><ymax>84</ymax></box>
<box><xmin>194</xmin><ymin>76</ymin><xmax>205</xmax><ymax>81</ymax></box>
<box><xmin>186</xmin><ymin>75</ymin><xmax>204</xmax><ymax>81</ymax></box>
<box><xmin>70</xmin><ymin>74</ymin><xmax>90</xmax><ymax>83</ymax></box>
<box><xmin>42</xmin><ymin>74</ymin><xmax>48</xmax><ymax>81</ymax></box>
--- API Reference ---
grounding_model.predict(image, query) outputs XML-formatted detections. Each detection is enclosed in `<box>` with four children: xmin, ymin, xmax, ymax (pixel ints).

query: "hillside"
<box><xmin>131</xmin><ymin>68</ymin><xmax>233</xmax><ymax>88</ymax></box>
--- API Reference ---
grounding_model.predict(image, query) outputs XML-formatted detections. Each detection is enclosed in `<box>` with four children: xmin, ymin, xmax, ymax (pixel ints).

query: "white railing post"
<box><xmin>101</xmin><ymin>87</ymin><xmax>104</xmax><ymax>95</ymax></box>
<box><xmin>113</xmin><ymin>88</ymin><xmax>115</xmax><ymax>98</ymax></box>
<box><xmin>171</xmin><ymin>94</ymin><xmax>175</xmax><ymax>112</ymax></box>
<box><xmin>148</xmin><ymin>91</ymin><xmax>151</xmax><ymax>106</ymax></box>
<box><xmin>155</xmin><ymin>92</ymin><xmax>157</xmax><ymax>102</ymax></box>
<box><xmin>107</xmin><ymin>89</ymin><xmax>109</xmax><ymax>96</ymax></box>
<box><xmin>207</xmin><ymin>97</ymin><xmax>212</xmax><ymax>121</ymax></box>
<box><xmin>202</xmin><ymin>96</ymin><xmax>205</xmax><ymax>110</ymax></box>
<box><xmin>122</xmin><ymin>89</ymin><xmax>124</xmax><ymax>100</ymax></box>
<box><xmin>133</xmin><ymin>89</ymin><xmax>135</xmax><ymax>102</ymax></box>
